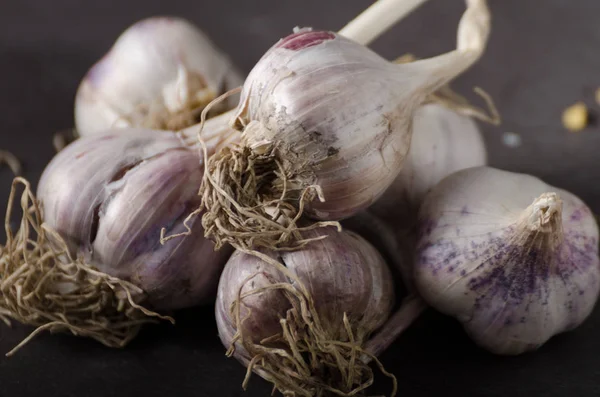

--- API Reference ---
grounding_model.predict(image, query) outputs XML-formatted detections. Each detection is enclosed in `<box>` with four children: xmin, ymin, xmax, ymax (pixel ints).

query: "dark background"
<box><xmin>2</xmin><ymin>0</ymin><xmax>600</xmax><ymax>396</ymax></box>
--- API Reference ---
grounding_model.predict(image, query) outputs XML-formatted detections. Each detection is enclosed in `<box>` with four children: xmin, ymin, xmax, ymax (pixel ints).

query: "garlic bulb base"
<box><xmin>0</xmin><ymin>178</ymin><xmax>173</xmax><ymax>356</ymax></box>
<box><xmin>199</xmin><ymin>143</ymin><xmax>340</xmax><ymax>252</ymax></box>
<box><xmin>216</xmin><ymin>228</ymin><xmax>395</xmax><ymax>396</ymax></box>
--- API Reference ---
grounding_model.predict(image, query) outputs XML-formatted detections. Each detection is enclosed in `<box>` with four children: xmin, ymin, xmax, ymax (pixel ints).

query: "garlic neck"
<box><xmin>518</xmin><ymin>192</ymin><xmax>564</xmax><ymax>249</ymax></box>
<box><xmin>395</xmin><ymin>0</ymin><xmax>490</xmax><ymax>101</ymax></box>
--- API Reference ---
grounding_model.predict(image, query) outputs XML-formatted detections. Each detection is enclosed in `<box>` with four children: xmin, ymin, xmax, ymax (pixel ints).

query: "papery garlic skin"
<box><xmin>216</xmin><ymin>227</ymin><xmax>395</xmax><ymax>364</ymax></box>
<box><xmin>371</xmin><ymin>104</ymin><xmax>487</xmax><ymax>231</ymax></box>
<box><xmin>415</xmin><ymin>166</ymin><xmax>600</xmax><ymax>355</ymax></box>
<box><xmin>38</xmin><ymin>128</ymin><xmax>232</xmax><ymax>309</ymax></box>
<box><xmin>75</xmin><ymin>16</ymin><xmax>243</xmax><ymax>136</ymax></box>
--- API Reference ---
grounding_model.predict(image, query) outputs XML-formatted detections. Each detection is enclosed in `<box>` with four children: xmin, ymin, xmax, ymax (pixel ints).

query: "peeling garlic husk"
<box><xmin>75</xmin><ymin>16</ymin><xmax>243</xmax><ymax>136</ymax></box>
<box><xmin>370</xmin><ymin>103</ymin><xmax>488</xmax><ymax>233</ymax></box>
<box><xmin>38</xmin><ymin>126</ymin><xmax>233</xmax><ymax>309</ymax></box>
<box><xmin>415</xmin><ymin>166</ymin><xmax>600</xmax><ymax>355</ymax></box>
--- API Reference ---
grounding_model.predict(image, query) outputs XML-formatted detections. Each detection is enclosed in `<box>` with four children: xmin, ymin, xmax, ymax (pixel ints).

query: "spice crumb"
<box><xmin>502</xmin><ymin>132</ymin><xmax>522</xmax><ymax>148</ymax></box>
<box><xmin>562</xmin><ymin>102</ymin><xmax>588</xmax><ymax>132</ymax></box>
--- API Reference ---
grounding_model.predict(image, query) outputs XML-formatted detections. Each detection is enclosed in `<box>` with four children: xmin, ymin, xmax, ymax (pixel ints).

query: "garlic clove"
<box><xmin>75</xmin><ymin>16</ymin><xmax>243</xmax><ymax>136</ymax></box>
<box><xmin>93</xmin><ymin>146</ymin><xmax>231</xmax><ymax>309</ymax></box>
<box><xmin>415</xmin><ymin>166</ymin><xmax>600</xmax><ymax>355</ymax></box>
<box><xmin>38</xmin><ymin>130</ymin><xmax>184</xmax><ymax>253</ymax></box>
<box><xmin>215</xmin><ymin>250</ymin><xmax>291</xmax><ymax>357</ymax></box>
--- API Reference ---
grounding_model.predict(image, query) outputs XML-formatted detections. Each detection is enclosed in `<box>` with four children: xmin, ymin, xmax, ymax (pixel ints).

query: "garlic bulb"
<box><xmin>371</xmin><ymin>103</ymin><xmax>487</xmax><ymax>232</ymax></box>
<box><xmin>38</xmin><ymin>127</ymin><xmax>232</xmax><ymax>309</ymax></box>
<box><xmin>200</xmin><ymin>0</ymin><xmax>491</xmax><ymax>251</ymax></box>
<box><xmin>415</xmin><ymin>166</ymin><xmax>600</xmax><ymax>355</ymax></box>
<box><xmin>215</xmin><ymin>227</ymin><xmax>395</xmax><ymax>395</ymax></box>
<box><xmin>75</xmin><ymin>16</ymin><xmax>243</xmax><ymax>136</ymax></box>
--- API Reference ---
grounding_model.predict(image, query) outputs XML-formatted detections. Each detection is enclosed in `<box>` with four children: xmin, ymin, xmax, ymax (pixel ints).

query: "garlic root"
<box><xmin>232</xmin><ymin>276</ymin><xmax>393</xmax><ymax>396</ymax></box>
<box><xmin>0</xmin><ymin>178</ymin><xmax>173</xmax><ymax>356</ymax></box>
<box><xmin>200</xmin><ymin>143</ymin><xmax>340</xmax><ymax>252</ymax></box>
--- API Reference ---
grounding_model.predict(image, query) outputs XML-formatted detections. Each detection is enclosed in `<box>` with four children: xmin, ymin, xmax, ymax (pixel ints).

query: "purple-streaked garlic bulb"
<box><xmin>371</xmin><ymin>103</ymin><xmax>487</xmax><ymax>233</ymax></box>
<box><xmin>415</xmin><ymin>166</ymin><xmax>600</xmax><ymax>355</ymax></box>
<box><xmin>38</xmin><ymin>127</ymin><xmax>232</xmax><ymax>309</ymax></box>
<box><xmin>75</xmin><ymin>16</ymin><xmax>243</xmax><ymax>136</ymax></box>
<box><xmin>200</xmin><ymin>0</ymin><xmax>491</xmax><ymax>251</ymax></box>
<box><xmin>215</xmin><ymin>227</ymin><xmax>395</xmax><ymax>395</ymax></box>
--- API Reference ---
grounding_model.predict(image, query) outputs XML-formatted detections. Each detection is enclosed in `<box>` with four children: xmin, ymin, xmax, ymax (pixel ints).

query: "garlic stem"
<box><xmin>363</xmin><ymin>295</ymin><xmax>427</xmax><ymax>360</ymax></box>
<box><xmin>401</xmin><ymin>0</ymin><xmax>490</xmax><ymax>95</ymax></box>
<box><xmin>524</xmin><ymin>193</ymin><xmax>563</xmax><ymax>234</ymax></box>
<box><xmin>338</xmin><ymin>0</ymin><xmax>429</xmax><ymax>45</ymax></box>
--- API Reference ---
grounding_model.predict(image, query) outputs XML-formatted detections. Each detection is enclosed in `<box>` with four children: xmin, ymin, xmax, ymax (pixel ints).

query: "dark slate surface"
<box><xmin>2</xmin><ymin>1</ymin><xmax>600</xmax><ymax>396</ymax></box>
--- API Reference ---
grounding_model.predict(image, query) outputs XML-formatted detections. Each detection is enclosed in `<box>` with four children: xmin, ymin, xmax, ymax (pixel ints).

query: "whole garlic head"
<box><xmin>215</xmin><ymin>227</ymin><xmax>395</xmax><ymax>394</ymax></box>
<box><xmin>199</xmin><ymin>1</ymin><xmax>492</xmax><ymax>252</ymax></box>
<box><xmin>75</xmin><ymin>16</ymin><xmax>243</xmax><ymax>136</ymax></box>
<box><xmin>415</xmin><ymin>166</ymin><xmax>600</xmax><ymax>355</ymax></box>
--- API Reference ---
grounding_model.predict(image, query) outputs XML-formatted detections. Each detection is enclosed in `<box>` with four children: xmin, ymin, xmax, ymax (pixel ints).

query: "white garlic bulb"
<box><xmin>75</xmin><ymin>16</ymin><xmax>243</xmax><ymax>136</ymax></box>
<box><xmin>370</xmin><ymin>103</ymin><xmax>487</xmax><ymax>232</ymax></box>
<box><xmin>200</xmin><ymin>0</ymin><xmax>492</xmax><ymax>251</ymax></box>
<box><xmin>415</xmin><ymin>166</ymin><xmax>600</xmax><ymax>355</ymax></box>
<box><xmin>235</xmin><ymin>7</ymin><xmax>490</xmax><ymax>221</ymax></box>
